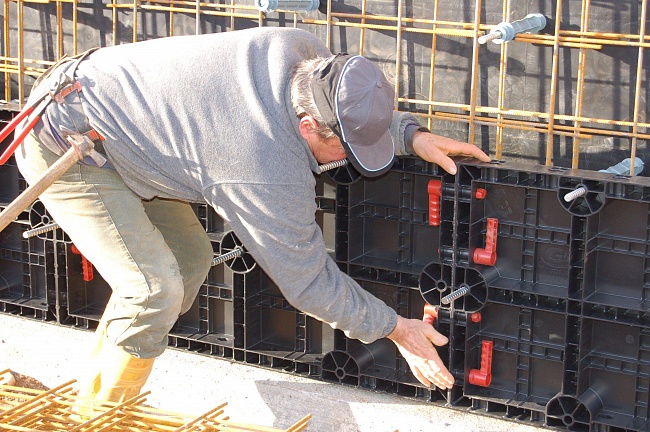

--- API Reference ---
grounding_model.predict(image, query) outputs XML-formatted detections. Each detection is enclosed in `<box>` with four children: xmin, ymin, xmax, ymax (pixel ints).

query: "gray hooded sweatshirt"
<box><xmin>44</xmin><ymin>26</ymin><xmax>422</xmax><ymax>343</ymax></box>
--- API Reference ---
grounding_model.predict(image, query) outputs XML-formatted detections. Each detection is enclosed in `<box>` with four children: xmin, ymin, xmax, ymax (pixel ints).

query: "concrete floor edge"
<box><xmin>0</xmin><ymin>313</ymin><xmax>547</xmax><ymax>432</ymax></box>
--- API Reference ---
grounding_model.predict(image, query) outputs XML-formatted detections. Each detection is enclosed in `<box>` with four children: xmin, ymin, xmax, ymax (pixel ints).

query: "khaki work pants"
<box><xmin>15</xmin><ymin>133</ymin><xmax>213</xmax><ymax>359</ymax></box>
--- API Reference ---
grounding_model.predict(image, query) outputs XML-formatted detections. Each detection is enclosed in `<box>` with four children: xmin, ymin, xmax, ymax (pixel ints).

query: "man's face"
<box><xmin>298</xmin><ymin>115</ymin><xmax>347</xmax><ymax>164</ymax></box>
<box><xmin>312</xmin><ymin>135</ymin><xmax>346</xmax><ymax>164</ymax></box>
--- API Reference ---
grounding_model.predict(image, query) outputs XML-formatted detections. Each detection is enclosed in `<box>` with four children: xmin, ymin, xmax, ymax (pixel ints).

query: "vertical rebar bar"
<box><xmin>56</xmin><ymin>0</ymin><xmax>63</xmax><ymax>58</ymax></box>
<box><xmin>572</xmin><ymin>0</ymin><xmax>591</xmax><ymax>169</ymax></box>
<box><xmin>426</xmin><ymin>0</ymin><xmax>440</xmax><ymax>132</ymax></box>
<box><xmin>494</xmin><ymin>0</ymin><xmax>511</xmax><ymax>160</ymax></box>
<box><xmin>467</xmin><ymin>0</ymin><xmax>482</xmax><ymax>145</ymax></box>
<box><xmin>630</xmin><ymin>0</ymin><xmax>648</xmax><ymax>176</ymax></box>
<box><xmin>325</xmin><ymin>0</ymin><xmax>331</xmax><ymax>50</ymax></box>
<box><xmin>112</xmin><ymin>0</ymin><xmax>118</xmax><ymax>46</ymax></box>
<box><xmin>359</xmin><ymin>0</ymin><xmax>367</xmax><ymax>56</ymax></box>
<box><xmin>133</xmin><ymin>0</ymin><xmax>139</xmax><ymax>43</ymax></box>
<box><xmin>3</xmin><ymin>0</ymin><xmax>10</xmax><ymax>102</ymax></box>
<box><xmin>73</xmin><ymin>0</ymin><xmax>79</xmax><ymax>55</ymax></box>
<box><xmin>17</xmin><ymin>0</ymin><xmax>24</xmax><ymax>106</ymax></box>
<box><xmin>230</xmin><ymin>0</ymin><xmax>235</xmax><ymax>30</ymax></box>
<box><xmin>195</xmin><ymin>0</ymin><xmax>200</xmax><ymax>35</ymax></box>
<box><xmin>392</xmin><ymin>0</ymin><xmax>403</xmax><ymax>109</ymax></box>
<box><xmin>545</xmin><ymin>0</ymin><xmax>563</xmax><ymax>166</ymax></box>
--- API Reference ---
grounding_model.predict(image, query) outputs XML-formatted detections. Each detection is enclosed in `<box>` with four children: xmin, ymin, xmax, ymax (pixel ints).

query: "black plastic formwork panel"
<box><xmin>550</xmin><ymin>317</ymin><xmax>650</xmax><ymax>431</ymax></box>
<box><xmin>57</xmin><ymin>240</ymin><xmax>110</xmax><ymax>328</ymax></box>
<box><xmin>321</xmin><ymin>281</ymin><xmax>448</xmax><ymax>400</ymax></box>
<box><xmin>0</xmin><ymin>200</ymin><xmax>57</xmax><ymax>320</ymax></box>
<box><xmin>242</xmin><ymin>269</ymin><xmax>335</xmax><ymax>375</ymax></box>
<box><xmin>314</xmin><ymin>173</ymin><xmax>337</xmax><ymax>258</ymax></box>
<box><xmin>335</xmin><ymin>157</ymin><xmax>447</xmax><ymax>288</ymax></box>
<box><xmin>464</xmin><ymin>303</ymin><xmax>565</xmax><ymax>407</ymax></box>
<box><xmin>0</xmin><ymin>226</ymin><xmax>55</xmax><ymax>320</ymax></box>
<box><xmin>173</xmin><ymin>202</ymin><xmax>336</xmax><ymax>371</ymax></box>
<box><xmin>448</xmin><ymin>159</ymin><xmax>650</xmax><ymax>431</ymax></box>
<box><xmin>169</xmin><ymin>269</ymin><xmax>241</xmax><ymax>358</ymax></box>
<box><xmin>169</xmin><ymin>204</ymin><xmax>250</xmax><ymax>356</ymax></box>
<box><xmin>170</xmin><ymin>204</ymin><xmax>233</xmax><ymax>354</ymax></box>
<box><xmin>583</xmin><ymin>198</ymin><xmax>650</xmax><ymax>312</ymax></box>
<box><xmin>325</xmin><ymin>156</ymin><xmax>650</xmax><ymax>431</ymax></box>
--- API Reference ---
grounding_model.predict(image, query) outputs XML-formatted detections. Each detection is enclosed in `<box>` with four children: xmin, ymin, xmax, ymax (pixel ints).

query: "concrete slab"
<box><xmin>0</xmin><ymin>313</ymin><xmax>547</xmax><ymax>431</ymax></box>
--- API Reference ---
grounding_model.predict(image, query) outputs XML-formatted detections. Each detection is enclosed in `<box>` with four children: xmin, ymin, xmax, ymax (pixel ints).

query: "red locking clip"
<box><xmin>427</xmin><ymin>180</ymin><xmax>442</xmax><ymax>227</ymax></box>
<box><xmin>473</xmin><ymin>218</ymin><xmax>498</xmax><ymax>266</ymax></box>
<box><xmin>71</xmin><ymin>244</ymin><xmax>94</xmax><ymax>282</ymax></box>
<box><xmin>429</xmin><ymin>181</ymin><xmax>487</xmax><ymax>227</ymax></box>
<box><xmin>468</xmin><ymin>340</ymin><xmax>493</xmax><ymax>387</ymax></box>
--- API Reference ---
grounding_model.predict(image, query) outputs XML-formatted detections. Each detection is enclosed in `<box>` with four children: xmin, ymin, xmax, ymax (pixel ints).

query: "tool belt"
<box><xmin>30</xmin><ymin>49</ymin><xmax>112</xmax><ymax>168</ymax></box>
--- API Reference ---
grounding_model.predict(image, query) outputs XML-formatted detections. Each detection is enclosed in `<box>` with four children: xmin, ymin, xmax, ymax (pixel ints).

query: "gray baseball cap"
<box><xmin>311</xmin><ymin>54</ymin><xmax>395</xmax><ymax>177</ymax></box>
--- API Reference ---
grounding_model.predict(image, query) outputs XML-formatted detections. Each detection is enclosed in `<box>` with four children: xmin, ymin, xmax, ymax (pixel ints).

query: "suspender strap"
<box><xmin>50</xmin><ymin>48</ymin><xmax>99</xmax><ymax>105</ymax></box>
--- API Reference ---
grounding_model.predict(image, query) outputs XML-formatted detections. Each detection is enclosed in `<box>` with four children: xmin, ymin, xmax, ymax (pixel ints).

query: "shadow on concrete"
<box><xmin>255</xmin><ymin>380</ymin><xmax>362</xmax><ymax>431</ymax></box>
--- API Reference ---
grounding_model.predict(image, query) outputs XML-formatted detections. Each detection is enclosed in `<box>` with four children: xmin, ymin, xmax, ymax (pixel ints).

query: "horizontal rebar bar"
<box><xmin>2</xmin><ymin>0</ymin><xmax>648</xmax><ymax>171</ymax></box>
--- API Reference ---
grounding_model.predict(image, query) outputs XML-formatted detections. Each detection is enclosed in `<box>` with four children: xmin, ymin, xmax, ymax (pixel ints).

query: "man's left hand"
<box><xmin>412</xmin><ymin>130</ymin><xmax>491</xmax><ymax>175</ymax></box>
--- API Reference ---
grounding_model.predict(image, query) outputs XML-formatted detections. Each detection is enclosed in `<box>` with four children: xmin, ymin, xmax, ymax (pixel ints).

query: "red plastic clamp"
<box><xmin>423</xmin><ymin>304</ymin><xmax>439</xmax><ymax>325</ymax></box>
<box><xmin>468</xmin><ymin>340</ymin><xmax>493</xmax><ymax>387</ymax></box>
<box><xmin>427</xmin><ymin>180</ymin><xmax>442</xmax><ymax>226</ymax></box>
<box><xmin>429</xmin><ymin>181</ymin><xmax>488</xmax><ymax>226</ymax></box>
<box><xmin>71</xmin><ymin>244</ymin><xmax>94</xmax><ymax>282</ymax></box>
<box><xmin>473</xmin><ymin>218</ymin><xmax>498</xmax><ymax>266</ymax></box>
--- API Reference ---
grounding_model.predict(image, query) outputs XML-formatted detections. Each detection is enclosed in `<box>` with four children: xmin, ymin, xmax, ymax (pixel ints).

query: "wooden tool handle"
<box><xmin>0</xmin><ymin>145</ymin><xmax>85</xmax><ymax>233</ymax></box>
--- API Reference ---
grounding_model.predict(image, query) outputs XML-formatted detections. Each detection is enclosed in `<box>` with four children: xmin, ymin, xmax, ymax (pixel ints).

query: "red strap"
<box><xmin>53</xmin><ymin>81</ymin><xmax>82</xmax><ymax>104</ymax></box>
<box><xmin>84</xmin><ymin>129</ymin><xmax>104</xmax><ymax>142</ymax></box>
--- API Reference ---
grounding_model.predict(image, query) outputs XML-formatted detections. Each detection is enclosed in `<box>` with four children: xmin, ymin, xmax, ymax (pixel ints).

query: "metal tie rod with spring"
<box><xmin>441</xmin><ymin>285</ymin><xmax>470</xmax><ymax>305</ymax></box>
<box><xmin>23</xmin><ymin>222</ymin><xmax>60</xmax><ymax>238</ymax></box>
<box><xmin>318</xmin><ymin>159</ymin><xmax>348</xmax><ymax>173</ymax></box>
<box><xmin>212</xmin><ymin>246</ymin><xmax>244</xmax><ymax>266</ymax></box>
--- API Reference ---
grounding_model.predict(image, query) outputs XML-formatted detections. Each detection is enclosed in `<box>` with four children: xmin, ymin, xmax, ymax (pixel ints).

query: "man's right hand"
<box><xmin>387</xmin><ymin>314</ymin><xmax>454</xmax><ymax>390</ymax></box>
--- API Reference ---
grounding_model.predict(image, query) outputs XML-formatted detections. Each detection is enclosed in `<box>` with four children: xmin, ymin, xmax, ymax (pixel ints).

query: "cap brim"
<box><xmin>342</xmin><ymin>127</ymin><xmax>394</xmax><ymax>177</ymax></box>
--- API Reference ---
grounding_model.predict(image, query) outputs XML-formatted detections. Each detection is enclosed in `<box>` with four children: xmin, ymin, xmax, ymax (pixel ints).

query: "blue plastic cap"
<box><xmin>255</xmin><ymin>0</ymin><xmax>320</xmax><ymax>13</ymax></box>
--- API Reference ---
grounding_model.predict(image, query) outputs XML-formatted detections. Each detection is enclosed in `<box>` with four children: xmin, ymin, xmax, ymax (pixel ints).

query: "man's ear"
<box><xmin>298</xmin><ymin>116</ymin><xmax>320</xmax><ymax>140</ymax></box>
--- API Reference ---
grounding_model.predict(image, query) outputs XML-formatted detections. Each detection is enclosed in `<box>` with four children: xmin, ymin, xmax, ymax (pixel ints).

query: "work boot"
<box><xmin>73</xmin><ymin>322</ymin><xmax>155</xmax><ymax>419</ymax></box>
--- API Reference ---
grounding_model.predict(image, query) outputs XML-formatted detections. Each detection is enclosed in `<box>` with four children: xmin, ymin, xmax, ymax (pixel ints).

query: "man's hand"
<box><xmin>387</xmin><ymin>315</ymin><xmax>454</xmax><ymax>390</ymax></box>
<box><xmin>412</xmin><ymin>130</ymin><xmax>491</xmax><ymax>175</ymax></box>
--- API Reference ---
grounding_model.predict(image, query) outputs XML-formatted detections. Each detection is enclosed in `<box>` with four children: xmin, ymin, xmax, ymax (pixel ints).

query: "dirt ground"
<box><xmin>11</xmin><ymin>372</ymin><xmax>49</xmax><ymax>391</ymax></box>
<box><xmin>0</xmin><ymin>371</ymin><xmax>50</xmax><ymax>411</ymax></box>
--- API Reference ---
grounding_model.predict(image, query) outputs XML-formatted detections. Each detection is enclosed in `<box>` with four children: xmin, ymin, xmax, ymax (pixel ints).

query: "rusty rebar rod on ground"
<box><xmin>0</xmin><ymin>382</ymin><xmax>311</xmax><ymax>431</ymax></box>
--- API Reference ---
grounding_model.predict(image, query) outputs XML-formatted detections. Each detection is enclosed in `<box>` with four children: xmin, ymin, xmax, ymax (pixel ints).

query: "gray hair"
<box><xmin>290</xmin><ymin>56</ymin><xmax>336</xmax><ymax>140</ymax></box>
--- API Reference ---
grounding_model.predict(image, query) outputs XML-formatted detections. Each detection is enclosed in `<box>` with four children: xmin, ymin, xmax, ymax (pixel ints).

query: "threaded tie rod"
<box><xmin>23</xmin><ymin>222</ymin><xmax>59</xmax><ymax>239</ymax></box>
<box><xmin>212</xmin><ymin>246</ymin><xmax>243</xmax><ymax>266</ymax></box>
<box><xmin>318</xmin><ymin>159</ymin><xmax>348</xmax><ymax>173</ymax></box>
<box><xmin>441</xmin><ymin>286</ymin><xmax>470</xmax><ymax>305</ymax></box>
